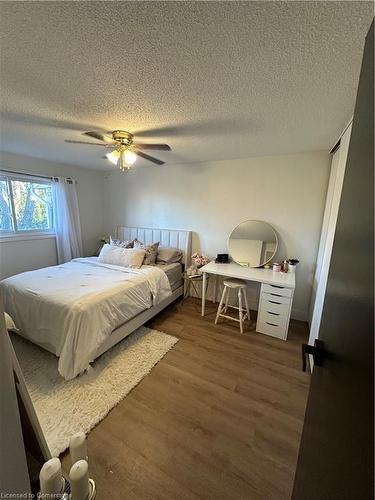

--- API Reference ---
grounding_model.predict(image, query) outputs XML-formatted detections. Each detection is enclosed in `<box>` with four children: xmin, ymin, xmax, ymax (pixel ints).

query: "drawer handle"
<box><xmin>266</xmin><ymin>322</ymin><xmax>278</xmax><ymax>327</ymax></box>
<box><xmin>269</xmin><ymin>285</ymin><xmax>284</xmax><ymax>289</ymax></box>
<box><xmin>268</xmin><ymin>300</ymin><xmax>281</xmax><ymax>305</ymax></box>
<box><xmin>270</xmin><ymin>293</ymin><xmax>282</xmax><ymax>297</ymax></box>
<box><xmin>267</xmin><ymin>311</ymin><xmax>280</xmax><ymax>316</ymax></box>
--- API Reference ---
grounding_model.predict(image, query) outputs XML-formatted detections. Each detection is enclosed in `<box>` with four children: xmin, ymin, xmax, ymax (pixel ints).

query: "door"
<box><xmin>308</xmin><ymin>122</ymin><xmax>352</xmax><ymax>365</ymax></box>
<box><xmin>292</xmin><ymin>21</ymin><xmax>374</xmax><ymax>500</ymax></box>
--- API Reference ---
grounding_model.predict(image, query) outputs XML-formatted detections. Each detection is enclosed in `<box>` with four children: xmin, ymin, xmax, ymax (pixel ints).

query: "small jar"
<box><xmin>282</xmin><ymin>260</ymin><xmax>289</xmax><ymax>273</ymax></box>
<box><xmin>273</xmin><ymin>262</ymin><xmax>281</xmax><ymax>272</ymax></box>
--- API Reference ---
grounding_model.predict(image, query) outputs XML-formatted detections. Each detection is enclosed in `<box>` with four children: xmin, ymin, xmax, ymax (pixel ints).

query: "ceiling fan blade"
<box><xmin>83</xmin><ymin>131</ymin><xmax>114</xmax><ymax>143</ymax></box>
<box><xmin>133</xmin><ymin>143</ymin><xmax>171</xmax><ymax>151</ymax></box>
<box><xmin>135</xmin><ymin>151</ymin><xmax>165</xmax><ymax>165</ymax></box>
<box><xmin>65</xmin><ymin>139</ymin><xmax>109</xmax><ymax>146</ymax></box>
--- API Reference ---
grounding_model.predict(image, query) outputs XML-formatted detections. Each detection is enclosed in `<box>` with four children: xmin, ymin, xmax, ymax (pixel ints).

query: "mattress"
<box><xmin>156</xmin><ymin>262</ymin><xmax>183</xmax><ymax>291</ymax></box>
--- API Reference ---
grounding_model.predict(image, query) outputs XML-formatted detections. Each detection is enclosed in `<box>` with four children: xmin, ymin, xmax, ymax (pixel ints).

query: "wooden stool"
<box><xmin>215</xmin><ymin>279</ymin><xmax>250</xmax><ymax>333</ymax></box>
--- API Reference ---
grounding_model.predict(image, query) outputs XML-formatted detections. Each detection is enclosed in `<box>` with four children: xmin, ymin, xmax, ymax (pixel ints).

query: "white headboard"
<box><xmin>117</xmin><ymin>226</ymin><xmax>192</xmax><ymax>268</ymax></box>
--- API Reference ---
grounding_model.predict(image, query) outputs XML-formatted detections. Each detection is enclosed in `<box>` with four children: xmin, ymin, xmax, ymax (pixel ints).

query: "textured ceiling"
<box><xmin>0</xmin><ymin>1</ymin><xmax>373</xmax><ymax>170</ymax></box>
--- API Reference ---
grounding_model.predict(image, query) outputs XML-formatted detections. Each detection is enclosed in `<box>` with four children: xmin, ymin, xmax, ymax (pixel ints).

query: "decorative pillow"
<box><xmin>156</xmin><ymin>247</ymin><xmax>183</xmax><ymax>264</ymax></box>
<box><xmin>4</xmin><ymin>312</ymin><xmax>19</xmax><ymax>332</ymax></box>
<box><xmin>110</xmin><ymin>235</ymin><xmax>134</xmax><ymax>248</ymax></box>
<box><xmin>98</xmin><ymin>244</ymin><xmax>146</xmax><ymax>269</ymax></box>
<box><xmin>133</xmin><ymin>239</ymin><xmax>160</xmax><ymax>265</ymax></box>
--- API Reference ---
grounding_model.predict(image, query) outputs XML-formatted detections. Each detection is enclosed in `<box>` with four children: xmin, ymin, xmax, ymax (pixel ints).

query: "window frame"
<box><xmin>0</xmin><ymin>171</ymin><xmax>55</xmax><ymax>241</ymax></box>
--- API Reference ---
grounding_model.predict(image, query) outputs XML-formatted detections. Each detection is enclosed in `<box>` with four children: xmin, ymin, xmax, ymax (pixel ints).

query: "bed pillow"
<box><xmin>156</xmin><ymin>247</ymin><xmax>183</xmax><ymax>264</ymax></box>
<box><xmin>4</xmin><ymin>312</ymin><xmax>19</xmax><ymax>332</ymax></box>
<box><xmin>110</xmin><ymin>236</ymin><xmax>134</xmax><ymax>248</ymax></box>
<box><xmin>133</xmin><ymin>239</ymin><xmax>160</xmax><ymax>265</ymax></box>
<box><xmin>98</xmin><ymin>244</ymin><xmax>146</xmax><ymax>269</ymax></box>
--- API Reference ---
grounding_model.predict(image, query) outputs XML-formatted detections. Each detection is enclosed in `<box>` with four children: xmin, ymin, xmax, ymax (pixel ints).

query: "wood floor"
<box><xmin>62</xmin><ymin>298</ymin><xmax>310</xmax><ymax>500</ymax></box>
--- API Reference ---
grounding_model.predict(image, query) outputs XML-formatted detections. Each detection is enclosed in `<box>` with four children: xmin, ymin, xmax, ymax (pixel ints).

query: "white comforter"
<box><xmin>1</xmin><ymin>257</ymin><xmax>171</xmax><ymax>380</ymax></box>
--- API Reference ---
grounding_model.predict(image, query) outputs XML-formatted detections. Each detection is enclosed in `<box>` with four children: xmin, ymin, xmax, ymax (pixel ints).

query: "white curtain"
<box><xmin>52</xmin><ymin>177</ymin><xmax>83</xmax><ymax>264</ymax></box>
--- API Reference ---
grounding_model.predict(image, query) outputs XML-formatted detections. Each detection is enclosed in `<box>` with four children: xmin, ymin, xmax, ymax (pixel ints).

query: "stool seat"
<box><xmin>223</xmin><ymin>279</ymin><xmax>247</xmax><ymax>289</ymax></box>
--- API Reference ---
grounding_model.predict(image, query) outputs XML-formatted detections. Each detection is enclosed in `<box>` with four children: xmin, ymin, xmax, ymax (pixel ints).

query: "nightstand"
<box><xmin>182</xmin><ymin>272</ymin><xmax>209</xmax><ymax>302</ymax></box>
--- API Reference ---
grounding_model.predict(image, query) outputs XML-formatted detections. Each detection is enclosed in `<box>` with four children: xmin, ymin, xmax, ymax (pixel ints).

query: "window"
<box><xmin>0</xmin><ymin>172</ymin><xmax>54</xmax><ymax>237</ymax></box>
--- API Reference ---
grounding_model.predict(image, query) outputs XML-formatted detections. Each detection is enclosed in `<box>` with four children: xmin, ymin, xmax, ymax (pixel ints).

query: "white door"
<box><xmin>308</xmin><ymin>123</ymin><xmax>352</xmax><ymax>365</ymax></box>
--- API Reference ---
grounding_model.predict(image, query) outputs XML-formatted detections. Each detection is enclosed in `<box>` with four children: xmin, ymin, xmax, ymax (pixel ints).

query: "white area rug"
<box><xmin>11</xmin><ymin>326</ymin><xmax>178</xmax><ymax>457</ymax></box>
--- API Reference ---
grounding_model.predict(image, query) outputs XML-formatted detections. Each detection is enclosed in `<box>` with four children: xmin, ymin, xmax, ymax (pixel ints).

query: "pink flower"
<box><xmin>191</xmin><ymin>252</ymin><xmax>209</xmax><ymax>267</ymax></box>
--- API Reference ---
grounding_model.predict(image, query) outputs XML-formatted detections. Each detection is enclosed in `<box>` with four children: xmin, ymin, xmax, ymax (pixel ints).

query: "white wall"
<box><xmin>103</xmin><ymin>151</ymin><xmax>331</xmax><ymax>321</ymax></box>
<box><xmin>0</xmin><ymin>152</ymin><xmax>106</xmax><ymax>279</ymax></box>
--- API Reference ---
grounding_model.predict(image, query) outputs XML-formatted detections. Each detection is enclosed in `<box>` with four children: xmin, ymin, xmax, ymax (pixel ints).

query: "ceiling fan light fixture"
<box><xmin>106</xmin><ymin>149</ymin><xmax>136</xmax><ymax>171</ymax></box>
<box><xmin>106</xmin><ymin>150</ymin><xmax>120</xmax><ymax>165</ymax></box>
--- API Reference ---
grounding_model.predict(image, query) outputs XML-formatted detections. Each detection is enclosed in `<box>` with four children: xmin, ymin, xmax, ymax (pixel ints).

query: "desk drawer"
<box><xmin>258</xmin><ymin>309</ymin><xmax>288</xmax><ymax>329</ymax></box>
<box><xmin>256</xmin><ymin>319</ymin><xmax>287</xmax><ymax>340</ymax></box>
<box><xmin>260</xmin><ymin>296</ymin><xmax>290</xmax><ymax>315</ymax></box>
<box><xmin>261</xmin><ymin>292</ymin><xmax>291</xmax><ymax>306</ymax></box>
<box><xmin>262</xmin><ymin>283</ymin><xmax>293</xmax><ymax>298</ymax></box>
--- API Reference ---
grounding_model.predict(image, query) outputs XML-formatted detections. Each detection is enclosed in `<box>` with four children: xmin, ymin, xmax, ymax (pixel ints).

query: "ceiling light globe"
<box><xmin>106</xmin><ymin>150</ymin><xmax>120</xmax><ymax>165</ymax></box>
<box><xmin>124</xmin><ymin>150</ymin><xmax>137</xmax><ymax>166</ymax></box>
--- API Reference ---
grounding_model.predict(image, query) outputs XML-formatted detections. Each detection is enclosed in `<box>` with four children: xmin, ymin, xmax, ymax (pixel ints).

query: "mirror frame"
<box><xmin>228</xmin><ymin>220</ymin><xmax>278</xmax><ymax>268</ymax></box>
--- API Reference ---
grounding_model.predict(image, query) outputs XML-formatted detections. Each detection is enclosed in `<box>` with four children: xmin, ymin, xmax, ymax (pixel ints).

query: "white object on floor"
<box><xmin>215</xmin><ymin>279</ymin><xmax>250</xmax><ymax>334</ymax></box>
<box><xmin>200</xmin><ymin>261</ymin><xmax>295</xmax><ymax>340</ymax></box>
<box><xmin>70</xmin><ymin>460</ymin><xmax>89</xmax><ymax>500</ymax></box>
<box><xmin>10</xmin><ymin>326</ymin><xmax>178</xmax><ymax>457</ymax></box>
<box><xmin>69</xmin><ymin>432</ymin><xmax>88</xmax><ymax>465</ymax></box>
<box><xmin>4</xmin><ymin>312</ymin><xmax>18</xmax><ymax>332</ymax></box>
<box><xmin>39</xmin><ymin>457</ymin><xmax>63</xmax><ymax>496</ymax></box>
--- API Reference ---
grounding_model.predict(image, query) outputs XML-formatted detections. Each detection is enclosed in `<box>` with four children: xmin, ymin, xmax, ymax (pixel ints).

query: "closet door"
<box><xmin>308</xmin><ymin>122</ymin><xmax>352</xmax><ymax>364</ymax></box>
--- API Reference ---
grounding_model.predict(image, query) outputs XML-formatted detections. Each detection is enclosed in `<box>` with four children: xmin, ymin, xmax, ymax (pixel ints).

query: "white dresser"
<box><xmin>200</xmin><ymin>262</ymin><xmax>295</xmax><ymax>340</ymax></box>
<box><xmin>256</xmin><ymin>283</ymin><xmax>294</xmax><ymax>340</ymax></box>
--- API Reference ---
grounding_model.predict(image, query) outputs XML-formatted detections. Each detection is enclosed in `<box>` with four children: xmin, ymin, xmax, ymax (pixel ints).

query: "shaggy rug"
<box><xmin>11</xmin><ymin>326</ymin><xmax>178</xmax><ymax>457</ymax></box>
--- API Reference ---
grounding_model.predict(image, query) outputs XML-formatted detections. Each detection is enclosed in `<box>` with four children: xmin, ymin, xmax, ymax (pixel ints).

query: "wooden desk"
<box><xmin>200</xmin><ymin>261</ymin><xmax>296</xmax><ymax>340</ymax></box>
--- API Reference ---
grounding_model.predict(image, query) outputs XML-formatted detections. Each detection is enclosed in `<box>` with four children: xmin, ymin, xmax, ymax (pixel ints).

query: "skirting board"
<box><xmin>93</xmin><ymin>286</ymin><xmax>183</xmax><ymax>359</ymax></box>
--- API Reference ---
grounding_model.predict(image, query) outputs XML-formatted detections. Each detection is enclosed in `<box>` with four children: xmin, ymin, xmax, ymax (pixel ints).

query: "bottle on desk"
<box><xmin>282</xmin><ymin>260</ymin><xmax>289</xmax><ymax>273</ymax></box>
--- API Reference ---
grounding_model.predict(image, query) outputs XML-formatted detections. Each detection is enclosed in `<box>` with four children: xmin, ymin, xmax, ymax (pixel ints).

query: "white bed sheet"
<box><xmin>1</xmin><ymin>257</ymin><xmax>171</xmax><ymax>380</ymax></box>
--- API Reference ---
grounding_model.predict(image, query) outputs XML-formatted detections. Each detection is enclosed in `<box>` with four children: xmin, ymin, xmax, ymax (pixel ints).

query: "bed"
<box><xmin>1</xmin><ymin>226</ymin><xmax>191</xmax><ymax>380</ymax></box>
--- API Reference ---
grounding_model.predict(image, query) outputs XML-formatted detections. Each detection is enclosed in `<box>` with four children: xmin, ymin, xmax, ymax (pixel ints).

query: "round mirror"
<box><xmin>228</xmin><ymin>220</ymin><xmax>278</xmax><ymax>267</ymax></box>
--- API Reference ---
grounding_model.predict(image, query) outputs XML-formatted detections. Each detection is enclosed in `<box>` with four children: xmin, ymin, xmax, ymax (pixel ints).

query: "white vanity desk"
<box><xmin>200</xmin><ymin>261</ymin><xmax>295</xmax><ymax>340</ymax></box>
